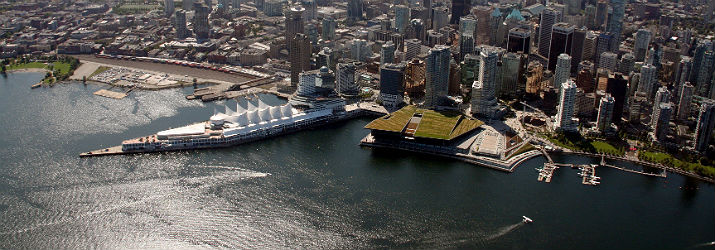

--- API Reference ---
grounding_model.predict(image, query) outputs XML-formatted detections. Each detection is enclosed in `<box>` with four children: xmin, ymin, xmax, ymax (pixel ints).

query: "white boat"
<box><xmin>522</xmin><ymin>216</ymin><xmax>533</xmax><ymax>223</ymax></box>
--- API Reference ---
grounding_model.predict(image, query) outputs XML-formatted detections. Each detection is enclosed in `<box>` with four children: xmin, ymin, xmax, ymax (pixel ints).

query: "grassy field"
<box><xmin>639</xmin><ymin>151</ymin><xmax>715</xmax><ymax>177</ymax></box>
<box><xmin>414</xmin><ymin>110</ymin><xmax>461</xmax><ymax>139</ymax></box>
<box><xmin>7</xmin><ymin>62</ymin><xmax>48</xmax><ymax>71</ymax></box>
<box><xmin>89</xmin><ymin>66</ymin><xmax>111</xmax><ymax>78</ymax></box>
<box><xmin>365</xmin><ymin>105</ymin><xmax>483</xmax><ymax>140</ymax></box>
<box><xmin>365</xmin><ymin>106</ymin><xmax>417</xmax><ymax>132</ymax></box>
<box><xmin>547</xmin><ymin>133</ymin><xmax>624</xmax><ymax>156</ymax></box>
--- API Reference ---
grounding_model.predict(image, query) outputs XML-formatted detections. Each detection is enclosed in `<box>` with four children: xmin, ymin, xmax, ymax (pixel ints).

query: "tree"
<box><xmin>82</xmin><ymin>76</ymin><xmax>87</xmax><ymax>83</ymax></box>
<box><xmin>1</xmin><ymin>64</ymin><xmax>5</xmax><ymax>73</ymax></box>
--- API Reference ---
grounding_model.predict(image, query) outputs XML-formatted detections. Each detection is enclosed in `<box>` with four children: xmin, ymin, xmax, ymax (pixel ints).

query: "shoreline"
<box><xmin>5</xmin><ymin>68</ymin><xmax>50</xmax><ymax>73</ymax></box>
<box><xmin>552</xmin><ymin>150</ymin><xmax>715</xmax><ymax>184</ymax></box>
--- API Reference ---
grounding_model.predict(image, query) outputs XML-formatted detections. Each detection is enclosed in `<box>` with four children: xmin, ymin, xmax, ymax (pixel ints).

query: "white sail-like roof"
<box><xmin>257</xmin><ymin>98</ymin><xmax>269</xmax><ymax>109</ymax></box>
<box><xmin>235</xmin><ymin>113</ymin><xmax>248</xmax><ymax>126</ymax></box>
<box><xmin>258</xmin><ymin>108</ymin><xmax>271</xmax><ymax>122</ymax></box>
<box><xmin>225</xmin><ymin>104</ymin><xmax>236</xmax><ymax>116</ymax></box>
<box><xmin>245</xmin><ymin>100</ymin><xmax>258</xmax><ymax>112</ymax></box>
<box><xmin>269</xmin><ymin>106</ymin><xmax>282</xmax><ymax>120</ymax></box>
<box><xmin>235</xmin><ymin>102</ymin><xmax>246</xmax><ymax>114</ymax></box>
<box><xmin>210</xmin><ymin>113</ymin><xmax>228</xmax><ymax>124</ymax></box>
<box><xmin>247</xmin><ymin>110</ymin><xmax>261</xmax><ymax>124</ymax></box>
<box><xmin>281</xmin><ymin>104</ymin><xmax>293</xmax><ymax>117</ymax></box>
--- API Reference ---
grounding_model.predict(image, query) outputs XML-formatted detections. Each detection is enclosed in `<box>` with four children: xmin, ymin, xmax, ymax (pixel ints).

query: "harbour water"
<box><xmin>0</xmin><ymin>72</ymin><xmax>713</xmax><ymax>249</ymax></box>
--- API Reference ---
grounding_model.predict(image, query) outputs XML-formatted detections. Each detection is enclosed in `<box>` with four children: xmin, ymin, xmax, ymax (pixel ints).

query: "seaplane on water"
<box><xmin>522</xmin><ymin>216</ymin><xmax>533</xmax><ymax>224</ymax></box>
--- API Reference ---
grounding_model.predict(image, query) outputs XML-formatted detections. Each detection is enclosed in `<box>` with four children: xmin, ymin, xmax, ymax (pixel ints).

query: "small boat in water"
<box><xmin>522</xmin><ymin>216</ymin><xmax>533</xmax><ymax>223</ymax></box>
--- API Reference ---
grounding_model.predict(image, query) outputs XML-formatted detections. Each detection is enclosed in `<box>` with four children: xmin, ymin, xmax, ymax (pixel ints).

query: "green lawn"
<box><xmin>50</xmin><ymin>62</ymin><xmax>71</xmax><ymax>75</ymax></box>
<box><xmin>590</xmin><ymin>141</ymin><xmax>624</xmax><ymax>155</ymax></box>
<box><xmin>639</xmin><ymin>151</ymin><xmax>715</xmax><ymax>177</ymax></box>
<box><xmin>7</xmin><ymin>62</ymin><xmax>47</xmax><ymax>71</ymax></box>
<box><xmin>365</xmin><ymin>105</ymin><xmax>416</xmax><ymax>132</ymax></box>
<box><xmin>547</xmin><ymin>133</ymin><xmax>624</xmax><ymax>156</ymax></box>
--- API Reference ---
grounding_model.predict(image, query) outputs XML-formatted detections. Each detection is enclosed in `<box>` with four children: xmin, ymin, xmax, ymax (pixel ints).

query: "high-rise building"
<box><xmin>694</xmin><ymin>100</ymin><xmax>715</xmax><ymax>152</ymax></box>
<box><xmin>690</xmin><ymin>40</ymin><xmax>713</xmax><ymax>93</ymax></box>
<box><xmin>471</xmin><ymin>46</ymin><xmax>500</xmax><ymax>118</ymax></box>
<box><xmin>538</xmin><ymin>7</ymin><xmax>561</xmax><ymax>57</ymax></box>
<box><xmin>696</xmin><ymin>50</ymin><xmax>714</xmax><ymax>97</ymax></box>
<box><xmin>232</xmin><ymin>0</ymin><xmax>241</xmax><ymax>9</ymax></box>
<box><xmin>507</xmin><ymin>27</ymin><xmax>530</xmax><ymax>54</ymax></box>
<box><xmin>459</xmin><ymin>16</ymin><xmax>477</xmax><ymax>38</ymax></box>
<box><xmin>651</xmin><ymin>102</ymin><xmax>672</xmax><ymax>143</ymax></box>
<box><xmin>606</xmin><ymin>0</ymin><xmax>625</xmax><ymax>51</ymax></box>
<box><xmin>638</xmin><ymin>64</ymin><xmax>657</xmax><ymax>100</ymax></box>
<box><xmin>405</xmin><ymin>58</ymin><xmax>426</xmax><ymax>99</ymax></box>
<box><xmin>336</xmin><ymin>62</ymin><xmax>358</xmax><ymax>96</ymax></box>
<box><xmin>321</xmin><ymin>17</ymin><xmax>336</xmax><ymax>41</ymax></box>
<box><xmin>164</xmin><ymin>0</ymin><xmax>175</xmax><ymax>17</ymax></box>
<box><xmin>499</xmin><ymin>52</ymin><xmax>527</xmax><ymax>98</ymax></box>
<box><xmin>585</xmin><ymin>4</ymin><xmax>597</xmax><ymax>30</ymax></box>
<box><xmin>459</xmin><ymin>34</ymin><xmax>474</xmax><ymax>61</ymax></box>
<box><xmin>472</xmin><ymin>6</ymin><xmax>491</xmax><ymax>45</ymax></box>
<box><xmin>193</xmin><ymin>2</ymin><xmax>210</xmax><ymax>40</ymax></box>
<box><xmin>547</xmin><ymin>23</ymin><xmax>574</xmax><ymax>71</ymax></box>
<box><xmin>634</xmin><ymin>29</ymin><xmax>652</xmax><ymax>62</ymax></box>
<box><xmin>380</xmin><ymin>41</ymin><xmax>396</xmax><ymax>66</ymax></box>
<box><xmin>618</xmin><ymin>53</ymin><xmax>635</xmax><ymax>75</ymax></box>
<box><xmin>565</xmin><ymin>0</ymin><xmax>581</xmax><ymax>15</ymax></box>
<box><xmin>582</xmin><ymin>31</ymin><xmax>598</xmax><ymax>63</ymax></box>
<box><xmin>289</xmin><ymin>33</ymin><xmax>311</xmax><ymax>88</ymax></box>
<box><xmin>182</xmin><ymin>0</ymin><xmax>192</xmax><ymax>10</ymax></box>
<box><xmin>405</xmin><ymin>39</ymin><xmax>422</xmax><ymax>60</ymax></box>
<box><xmin>297</xmin><ymin>66</ymin><xmax>334</xmax><ymax>97</ymax></box>
<box><xmin>674</xmin><ymin>56</ymin><xmax>693</xmax><ymax>97</ymax></box>
<box><xmin>424</xmin><ymin>45</ymin><xmax>451</xmax><ymax>108</ymax></box>
<box><xmin>569</xmin><ymin>27</ymin><xmax>587</xmax><ymax>73</ymax></box>
<box><xmin>594</xmin><ymin>32</ymin><xmax>612</xmax><ymax>64</ymax></box>
<box><xmin>316</xmin><ymin>47</ymin><xmax>333</xmax><ymax>69</ymax></box>
<box><xmin>598</xmin><ymin>51</ymin><xmax>617</xmax><ymax>72</ymax></box>
<box><xmin>596</xmin><ymin>94</ymin><xmax>614</xmax><ymax>133</ymax></box>
<box><xmin>351</xmin><ymin>39</ymin><xmax>370</xmax><ymax>62</ymax></box>
<box><xmin>285</xmin><ymin>6</ymin><xmax>305</xmax><ymax>52</ymax></box>
<box><xmin>395</xmin><ymin>5</ymin><xmax>410</xmax><ymax>33</ymax></box>
<box><xmin>263</xmin><ymin>0</ymin><xmax>284</xmax><ymax>16</ymax></box>
<box><xmin>347</xmin><ymin>0</ymin><xmax>363</xmax><ymax>20</ymax></box>
<box><xmin>576</xmin><ymin>68</ymin><xmax>595</xmax><ymax>93</ymax></box>
<box><xmin>595</xmin><ymin>0</ymin><xmax>607</xmax><ymax>30</ymax></box>
<box><xmin>651</xmin><ymin>86</ymin><xmax>671</xmax><ymax>126</ymax></box>
<box><xmin>553</xmin><ymin>53</ymin><xmax>571</xmax><ymax>90</ymax></box>
<box><xmin>174</xmin><ymin>10</ymin><xmax>189</xmax><ymax>39</ymax></box>
<box><xmin>677</xmin><ymin>82</ymin><xmax>694</xmax><ymax>121</ymax></box>
<box><xmin>450</xmin><ymin>0</ymin><xmax>471</xmax><ymax>24</ymax></box>
<box><xmin>432</xmin><ymin>6</ymin><xmax>449</xmax><ymax>30</ymax></box>
<box><xmin>554</xmin><ymin>79</ymin><xmax>578</xmax><ymax>132</ymax></box>
<box><xmin>380</xmin><ymin>63</ymin><xmax>406</xmax><ymax>109</ymax></box>
<box><xmin>408</xmin><ymin>19</ymin><xmax>426</xmax><ymax>41</ymax></box>
<box><xmin>606</xmin><ymin>73</ymin><xmax>628</xmax><ymax>124</ymax></box>
<box><xmin>255</xmin><ymin>0</ymin><xmax>264</xmax><ymax>11</ymax></box>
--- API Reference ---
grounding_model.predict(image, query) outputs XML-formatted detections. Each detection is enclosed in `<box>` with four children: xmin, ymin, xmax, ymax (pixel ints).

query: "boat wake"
<box><xmin>693</xmin><ymin>241</ymin><xmax>715</xmax><ymax>248</ymax></box>
<box><xmin>485</xmin><ymin>222</ymin><xmax>524</xmax><ymax>241</ymax></box>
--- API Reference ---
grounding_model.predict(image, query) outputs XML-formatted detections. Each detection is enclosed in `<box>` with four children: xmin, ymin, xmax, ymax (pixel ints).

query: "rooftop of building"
<box><xmin>364</xmin><ymin>105</ymin><xmax>484</xmax><ymax>140</ymax></box>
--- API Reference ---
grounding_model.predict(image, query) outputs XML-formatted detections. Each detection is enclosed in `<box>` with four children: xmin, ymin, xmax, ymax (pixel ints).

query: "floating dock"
<box><xmin>580</xmin><ymin>165</ymin><xmax>600</xmax><ymax>185</ymax></box>
<box><xmin>94</xmin><ymin>89</ymin><xmax>128</xmax><ymax>99</ymax></box>
<box><xmin>537</xmin><ymin>163</ymin><xmax>559</xmax><ymax>183</ymax></box>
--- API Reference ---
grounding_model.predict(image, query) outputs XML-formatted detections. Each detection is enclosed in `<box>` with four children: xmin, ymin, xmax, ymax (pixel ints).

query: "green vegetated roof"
<box><xmin>365</xmin><ymin>105</ymin><xmax>484</xmax><ymax>140</ymax></box>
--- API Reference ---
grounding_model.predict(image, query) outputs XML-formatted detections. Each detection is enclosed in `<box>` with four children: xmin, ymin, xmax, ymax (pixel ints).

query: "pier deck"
<box><xmin>79</xmin><ymin>146</ymin><xmax>125</xmax><ymax>157</ymax></box>
<box><xmin>93</xmin><ymin>89</ymin><xmax>127</xmax><ymax>99</ymax></box>
<box><xmin>537</xmin><ymin>163</ymin><xmax>559</xmax><ymax>183</ymax></box>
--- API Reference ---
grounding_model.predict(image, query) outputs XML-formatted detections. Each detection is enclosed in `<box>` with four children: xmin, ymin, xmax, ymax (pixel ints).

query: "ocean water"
<box><xmin>0</xmin><ymin>72</ymin><xmax>712</xmax><ymax>249</ymax></box>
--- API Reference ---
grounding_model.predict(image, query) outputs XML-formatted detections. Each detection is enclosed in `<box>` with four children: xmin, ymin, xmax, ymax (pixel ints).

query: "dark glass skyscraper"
<box><xmin>507</xmin><ymin>27</ymin><xmax>530</xmax><ymax>54</ymax></box>
<box><xmin>547</xmin><ymin>23</ymin><xmax>574</xmax><ymax>71</ymax></box>
<box><xmin>449</xmin><ymin>0</ymin><xmax>470</xmax><ymax>24</ymax></box>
